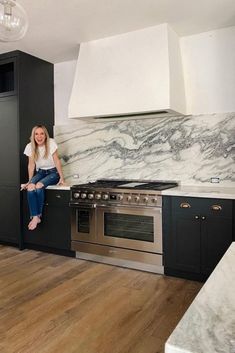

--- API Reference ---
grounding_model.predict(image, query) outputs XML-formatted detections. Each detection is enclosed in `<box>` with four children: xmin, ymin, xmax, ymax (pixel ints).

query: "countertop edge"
<box><xmin>162</xmin><ymin>186</ymin><xmax>235</xmax><ymax>199</ymax></box>
<box><xmin>45</xmin><ymin>185</ymin><xmax>235</xmax><ymax>199</ymax></box>
<box><xmin>46</xmin><ymin>185</ymin><xmax>71</xmax><ymax>190</ymax></box>
<box><xmin>165</xmin><ymin>343</ymin><xmax>191</xmax><ymax>353</ymax></box>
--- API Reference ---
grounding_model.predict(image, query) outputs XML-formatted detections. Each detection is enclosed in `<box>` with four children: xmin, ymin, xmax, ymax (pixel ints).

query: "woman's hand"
<box><xmin>58</xmin><ymin>178</ymin><xmax>66</xmax><ymax>186</ymax></box>
<box><xmin>53</xmin><ymin>151</ymin><xmax>66</xmax><ymax>186</ymax></box>
<box><xmin>20</xmin><ymin>182</ymin><xmax>29</xmax><ymax>191</ymax></box>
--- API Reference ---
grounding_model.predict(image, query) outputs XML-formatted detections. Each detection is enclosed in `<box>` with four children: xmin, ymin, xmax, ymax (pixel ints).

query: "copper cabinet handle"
<box><xmin>180</xmin><ymin>202</ymin><xmax>191</xmax><ymax>208</ymax></box>
<box><xmin>211</xmin><ymin>205</ymin><xmax>222</xmax><ymax>211</ymax></box>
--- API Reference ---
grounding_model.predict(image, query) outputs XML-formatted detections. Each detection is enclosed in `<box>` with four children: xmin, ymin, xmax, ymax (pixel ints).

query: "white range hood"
<box><xmin>69</xmin><ymin>24</ymin><xmax>186</xmax><ymax>121</ymax></box>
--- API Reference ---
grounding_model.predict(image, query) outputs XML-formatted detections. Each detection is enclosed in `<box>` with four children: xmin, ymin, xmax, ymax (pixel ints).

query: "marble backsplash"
<box><xmin>54</xmin><ymin>113</ymin><xmax>235</xmax><ymax>186</ymax></box>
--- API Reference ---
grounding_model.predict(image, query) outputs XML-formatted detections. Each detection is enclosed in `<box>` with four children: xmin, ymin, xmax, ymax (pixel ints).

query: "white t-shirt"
<box><xmin>24</xmin><ymin>138</ymin><xmax>58</xmax><ymax>170</ymax></box>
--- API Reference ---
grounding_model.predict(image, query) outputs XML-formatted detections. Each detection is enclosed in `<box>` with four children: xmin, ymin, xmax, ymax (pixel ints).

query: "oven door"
<box><xmin>71</xmin><ymin>204</ymin><xmax>97</xmax><ymax>243</ymax></box>
<box><xmin>96</xmin><ymin>205</ymin><xmax>162</xmax><ymax>253</ymax></box>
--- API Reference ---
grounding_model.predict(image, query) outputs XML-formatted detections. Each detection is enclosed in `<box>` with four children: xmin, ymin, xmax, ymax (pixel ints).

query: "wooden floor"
<box><xmin>0</xmin><ymin>246</ymin><xmax>202</xmax><ymax>353</ymax></box>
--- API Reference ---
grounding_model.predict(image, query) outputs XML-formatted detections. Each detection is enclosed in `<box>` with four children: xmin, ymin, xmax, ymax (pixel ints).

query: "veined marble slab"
<box><xmin>162</xmin><ymin>185</ymin><xmax>235</xmax><ymax>199</ymax></box>
<box><xmin>54</xmin><ymin>113</ymin><xmax>235</xmax><ymax>186</ymax></box>
<box><xmin>165</xmin><ymin>243</ymin><xmax>235</xmax><ymax>353</ymax></box>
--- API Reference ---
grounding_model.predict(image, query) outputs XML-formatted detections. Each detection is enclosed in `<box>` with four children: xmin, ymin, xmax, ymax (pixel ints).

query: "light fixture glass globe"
<box><xmin>0</xmin><ymin>0</ymin><xmax>28</xmax><ymax>41</ymax></box>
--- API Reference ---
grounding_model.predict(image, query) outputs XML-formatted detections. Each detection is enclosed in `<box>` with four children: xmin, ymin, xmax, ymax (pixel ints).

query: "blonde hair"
<box><xmin>30</xmin><ymin>125</ymin><xmax>50</xmax><ymax>161</ymax></box>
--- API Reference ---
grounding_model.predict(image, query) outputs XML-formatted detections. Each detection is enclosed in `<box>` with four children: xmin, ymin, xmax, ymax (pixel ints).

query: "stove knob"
<box><xmin>152</xmin><ymin>197</ymin><xmax>158</xmax><ymax>203</ymax></box>
<box><xmin>143</xmin><ymin>197</ymin><xmax>148</xmax><ymax>203</ymax></box>
<box><xmin>95</xmin><ymin>193</ymin><xmax>101</xmax><ymax>200</ymax></box>
<box><xmin>102</xmin><ymin>194</ymin><xmax>109</xmax><ymax>200</ymax></box>
<box><xmin>127</xmin><ymin>195</ymin><xmax>132</xmax><ymax>202</ymax></box>
<box><xmin>88</xmin><ymin>193</ymin><xmax>94</xmax><ymax>200</ymax></box>
<box><xmin>135</xmin><ymin>196</ymin><xmax>140</xmax><ymax>202</ymax></box>
<box><xmin>117</xmin><ymin>194</ymin><xmax>123</xmax><ymax>201</ymax></box>
<box><xmin>81</xmin><ymin>193</ymin><xmax>87</xmax><ymax>199</ymax></box>
<box><xmin>73</xmin><ymin>192</ymin><xmax>80</xmax><ymax>199</ymax></box>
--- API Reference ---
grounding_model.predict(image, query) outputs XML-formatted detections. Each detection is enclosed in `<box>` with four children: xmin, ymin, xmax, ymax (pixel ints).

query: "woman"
<box><xmin>21</xmin><ymin>125</ymin><xmax>65</xmax><ymax>230</ymax></box>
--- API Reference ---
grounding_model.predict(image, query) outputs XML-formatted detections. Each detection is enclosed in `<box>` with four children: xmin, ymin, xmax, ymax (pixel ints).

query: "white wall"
<box><xmin>54</xmin><ymin>60</ymin><xmax>77</xmax><ymax>125</ymax></box>
<box><xmin>181</xmin><ymin>26</ymin><xmax>235</xmax><ymax>114</ymax></box>
<box><xmin>54</xmin><ymin>25</ymin><xmax>235</xmax><ymax>125</ymax></box>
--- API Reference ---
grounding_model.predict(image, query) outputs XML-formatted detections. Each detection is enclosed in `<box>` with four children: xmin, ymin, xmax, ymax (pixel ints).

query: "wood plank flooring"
<box><xmin>0</xmin><ymin>246</ymin><xmax>202</xmax><ymax>353</ymax></box>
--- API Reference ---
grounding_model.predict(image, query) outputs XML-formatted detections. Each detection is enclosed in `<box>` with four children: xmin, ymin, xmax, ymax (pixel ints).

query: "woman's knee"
<box><xmin>35</xmin><ymin>182</ymin><xmax>44</xmax><ymax>189</ymax></box>
<box><xmin>27</xmin><ymin>183</ymin><xmax>36</xmax><ymax>191</ymax></box>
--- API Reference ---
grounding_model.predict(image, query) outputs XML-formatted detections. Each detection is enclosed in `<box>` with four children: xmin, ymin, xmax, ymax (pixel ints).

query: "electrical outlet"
<box><xmin>211</xmin><ymin>177</ymin><xmax>220</xmax><ymax>183</ymax></box>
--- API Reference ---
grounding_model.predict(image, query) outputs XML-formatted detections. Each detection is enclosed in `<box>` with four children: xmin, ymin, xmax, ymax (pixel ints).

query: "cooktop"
<box><xmin>72</xmin><ymin>179</ymin><xmax>178</xmax><ymax>191</ymax></box>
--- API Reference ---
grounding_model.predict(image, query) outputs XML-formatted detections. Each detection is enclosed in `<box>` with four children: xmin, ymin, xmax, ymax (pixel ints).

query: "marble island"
<box><xmin>165</xmin><ymin>242</ymin><xmax>235</xmax><ymax>353</ymax></box>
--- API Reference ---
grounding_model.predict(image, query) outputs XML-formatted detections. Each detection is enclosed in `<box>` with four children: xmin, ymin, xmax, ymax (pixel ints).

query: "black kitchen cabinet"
<box><xmin>0</xmin><ymin>50</ymin><xmax>54</xmax><ymax>245</ymax></box>
<box><xmin>163</xmin><ymin>196</ymin><xmax>233</xmax><ymax>281</ymax></box>
<box><xmin>0</xmin><ymin>57</ymin><xmax>16</xmax><ymax>96</ymax></box>
<box><xmin>0</xmin><ymin>96</ymin><xmax>18</xmax><ymax>186</ymax></box>
<box><xmin>23</xmin><ymin>189</ymin><xmax>74</xmax><ymax>256</ymax></box>
<box><xmin>0</xmin><ymin>187</ymin><xmax>21</xmax><ymax>243</ymax></box>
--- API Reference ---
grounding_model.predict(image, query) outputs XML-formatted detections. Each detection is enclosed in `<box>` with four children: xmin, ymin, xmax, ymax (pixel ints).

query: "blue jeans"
<box><xmin>27</xmin><ymin>168</ymin><xmax>60</xmax><ymax>217</ymax></box>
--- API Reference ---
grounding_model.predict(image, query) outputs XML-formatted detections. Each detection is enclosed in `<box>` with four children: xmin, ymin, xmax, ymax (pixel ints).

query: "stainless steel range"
<box><xmin>70</xmin><ymin>179</ymin><xmax>177</xmax><ymax>273</ymax></box>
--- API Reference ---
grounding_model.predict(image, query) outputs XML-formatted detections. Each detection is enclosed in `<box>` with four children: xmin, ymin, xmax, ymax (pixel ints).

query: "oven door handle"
<box><xmin>96</xmin><ymin>204</ymin><xmax>162</xmax><ymax>211</ymax></box>
<box><xmin>69</xmin><ymin>203</ymin><xmax>97</xmax><ymax>209</ymax></box>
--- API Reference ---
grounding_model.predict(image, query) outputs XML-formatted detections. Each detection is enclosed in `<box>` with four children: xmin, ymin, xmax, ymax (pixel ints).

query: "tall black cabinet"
<box><xmin>0</xmin><ymin>50</ymin><xmax>54</xmax><ymax>246</ymax></box>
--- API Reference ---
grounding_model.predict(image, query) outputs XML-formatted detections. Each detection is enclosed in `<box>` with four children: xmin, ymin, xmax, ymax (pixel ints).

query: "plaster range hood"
<box><xmin>68</xmin><ymin>24</ymin><xmax>186</xmax><ymax>121</ymax></box>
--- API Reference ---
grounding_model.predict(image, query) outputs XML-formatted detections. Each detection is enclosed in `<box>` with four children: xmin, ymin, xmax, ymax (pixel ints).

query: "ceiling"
<box><xmin>0</xmin><ymin>0</ymin><xmax>235</xmax><ymax>63</ymax></box>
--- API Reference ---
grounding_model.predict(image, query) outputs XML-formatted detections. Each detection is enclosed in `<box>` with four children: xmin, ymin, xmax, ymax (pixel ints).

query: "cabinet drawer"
<box><xmin>45</xmin><ymin>190</ymin><xmax>70</xmax><ymax>206</ymax></box>
<box><xmin>172</xmin><ymin>197</ymin><xmax>233</xmax><ymax>218</ymax></box>
<box><xmin>203</xmin><ymin>198</ymin><xmax>233</xmax><ymax>218</ymax></box>
<box><xmin>172</xmin><ymin>197</ymin><xmax>202</xmax><ymax>215</ymax></box>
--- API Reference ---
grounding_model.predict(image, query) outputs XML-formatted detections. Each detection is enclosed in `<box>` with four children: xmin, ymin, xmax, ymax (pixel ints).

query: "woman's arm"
<box><xmin>28</xmin><ymin>156</ymin><xmax>35</xmax><ymax>181</ymax></box>
<box><xmin>53</xmin><ymin>151</ymin><xmax>65</xmax><ymax>184</ymax></box>
<box><xmin>21</xmin><ymin>157</ymin><xmax>35</xmax><ymax>190</ymax></box>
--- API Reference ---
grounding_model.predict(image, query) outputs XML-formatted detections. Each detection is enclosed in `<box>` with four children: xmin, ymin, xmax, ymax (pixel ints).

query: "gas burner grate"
<box><xmin>72</xmin><ymin>180</ymin><xmax>126</xmax><ymax>189</ymax></box>
<box><xmin>72</xmin><ymin>180</ymin><xmax>178</xmax><ymax>191</ymax></box>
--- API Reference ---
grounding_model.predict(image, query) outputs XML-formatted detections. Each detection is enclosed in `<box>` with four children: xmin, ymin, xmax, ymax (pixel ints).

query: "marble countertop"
<box><xmin>162</xmin><ymin>185</ymin><xmax>235</xmax><ymax>199</ymax></box>
<box><xmin>46</xmin><ymin>183</ymin><xmax>235</xmax><ymax>199</ymax></box>
<box><xmin>46</xmin><ymin>185</ymin><xmax>71</xmax><ymax>190</ymax></box>
<box><xmin>165</xmin><ymin>242</ymin><xmax>235</xmax><ymax>353</ymax></box>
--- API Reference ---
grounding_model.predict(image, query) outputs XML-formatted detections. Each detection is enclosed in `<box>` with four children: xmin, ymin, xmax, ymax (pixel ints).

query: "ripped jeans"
<box><xmin>27</xmin><ymin>168</ymin><xmax>60</xmax><ymax>217</ymax></box>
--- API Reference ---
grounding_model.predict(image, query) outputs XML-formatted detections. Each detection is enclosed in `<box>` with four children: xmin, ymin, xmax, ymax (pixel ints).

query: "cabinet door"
<box><xmin>163</xmin><ymin>197</ymin><xmax>202</xmax><ymax>275</ymax></box>
<box><xmin>0</xmin><ymin>57</ymin><xmax>16</xmax><ymax>97</ymax></box>
<box><xmin>170</xmin><ymin>211</ymin><xmax>201</xmax><ymax>273</ymax></box>
<box><xmin>201</xmin><ymin>200</ymin><xmax>233</xmax><ymax>275</ymax></box>
<box><xmin>0</xmin><ymin>186</ymin><xmax>20</xmax><ymax>243</ymax></box>
<box><xmin>0</xmin><ymin>96</ymin><xmax>19</xmax><ymax>186</ymax></box>
<box><xmin>23</xmin><ymin>190</ymin><xmax>71</xmax><ymax>250</ymax></box>
<box><xmin>41</xmin><ymin>204</ymin><xmax>71</xmax><ymax>250</ymax></box>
